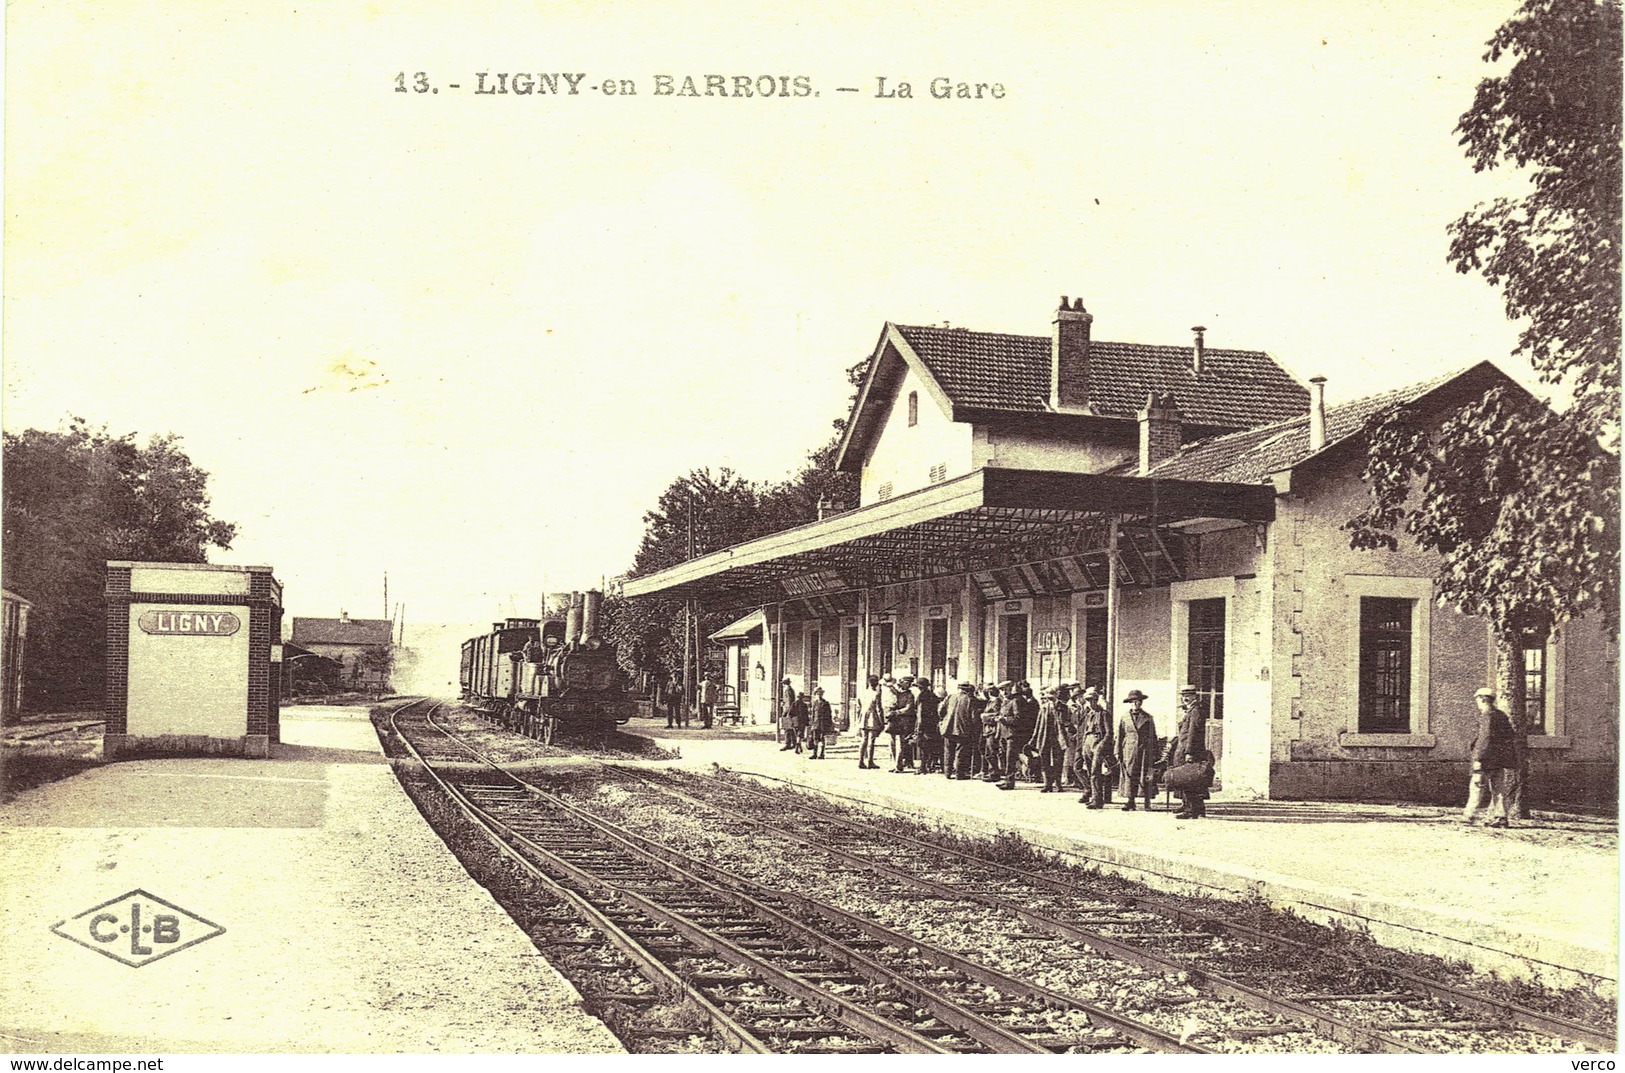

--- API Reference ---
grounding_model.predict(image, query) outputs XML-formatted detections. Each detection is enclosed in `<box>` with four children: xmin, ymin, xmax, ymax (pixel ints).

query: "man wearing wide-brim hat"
<box><xmin>1165</xmin><ymin>684</ymin><xmax>1214</xmax><ymax>819</ymax></box>
<box><xmin>1115</xmin><ymin>690</ymin><xmax>1158</xmax><ymax>811</ymax></box>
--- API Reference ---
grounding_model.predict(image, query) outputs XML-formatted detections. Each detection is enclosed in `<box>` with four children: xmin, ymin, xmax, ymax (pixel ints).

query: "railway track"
<box><xmin>5</xmin><ymin>719</ymin><xmax>105</xmax><ymax>742</ymax></box>
<box><xmin>385</xmin><ymin>699</ymin><xmax>1202</xmax><ymax>1054</ymax></box>
<box><xmin>600</xmin><ymin>767</ymin><xmax>1614</xmax><ymax>1054</ymax></box>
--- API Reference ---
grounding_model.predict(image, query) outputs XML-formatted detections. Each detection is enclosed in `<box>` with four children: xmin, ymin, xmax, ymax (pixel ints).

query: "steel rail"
<box><xmin>540</xmin><ymin>783</ymin><xmax>1207</xmax><ymax>1054</ymax></box>
<box><xmin>6</xmin><ymin>719</ymin><xmax>105</xmax><ymax>741</ymax></box>
<box><xmin>626</xmin><ymin>769</ymin><xmax>1434</xmax><ymax>1054</ymax></box>
<box><xmin>417</xmin><ymin>707</ymin><xmax>1186</xmax><ymax>1054</ymax></box>
<box><xmin>502</xmin><ymin>782</ymin><xmax>1165</xmax><ymax>1054</ymax></box>
<box><xmin>407</xmin><ymin>714</ymin><xmax>963</xmax><ymax>1053</ymax></box>
<box><xmin>678</xmin><ymin>769</ymin><xmax>1617</xmax><ymax>1052</ymax></box>
<box><xmin>397</xmin><ymin>703</ymin><xmax>946</xmax><ymax>1054</ymax></box>
<box><xmin>386</xmin><ymin>699</ymin><xmax>773</xmax><ymax>1054</ymax></box>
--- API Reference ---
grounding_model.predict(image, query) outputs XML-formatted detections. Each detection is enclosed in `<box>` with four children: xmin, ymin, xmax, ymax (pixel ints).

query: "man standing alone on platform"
<box><xmin>1464</xmin><ymin>687</ymin><xmax>1518</xmax><ymax>828</ymax></box>
<box><xmin>941</xmin><ymin>680</ymin><xmax>978</xmax><ymax>780</ymax></box>
<box><xmin>807</xmin><ymin>686</ymin><xmax>833</xmax><ymax>759</ymax></box>
<box><xmin>698</xmin><ymin>674</ymin><xmax>719</xmax><ymax>730</ymax></box>
<box><xmin>1116</xmin><ymin>690</ymin><xmax>1158</xmax><ymax>811</ymax></box>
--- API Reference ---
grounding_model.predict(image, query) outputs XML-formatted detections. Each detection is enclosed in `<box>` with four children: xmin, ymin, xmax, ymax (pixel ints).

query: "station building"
<box><xmin>625</xmin><ymin>299</ymin><xmax>1618</xmax><ymax>805</ymax></box>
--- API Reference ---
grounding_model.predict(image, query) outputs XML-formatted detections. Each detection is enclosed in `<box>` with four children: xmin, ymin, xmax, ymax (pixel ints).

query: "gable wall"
<box><xmin>859</xmin><ymin>364</ymin><xmax>973</xmax><ymax>506</ymax></box>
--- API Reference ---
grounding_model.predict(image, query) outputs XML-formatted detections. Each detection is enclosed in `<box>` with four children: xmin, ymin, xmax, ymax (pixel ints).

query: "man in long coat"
<box><xmin>807</xmin><ymin>686</ymin><xmax>834</xmax><ymax>759</ymax></box>
<box><xmin>887</xmin><ymin>676</ymin><xmax>917</xmax><ymax>771</ymax></box>
<box><xmin>913</xmin><ymin>680</ymin><xmax>943</xmax><ymax>774</ymax></box>
<box><xmin>997</xmin><ymin>681</ymin><xmax>1039</xmax><ymax>790</ymax></box>
<box><xmin>781</xmin><ymin>690</ymin><xmax>809</xmax><ymax>754</ymax></box>
<box><xmin>1075</xmin><ymin>686</ymin><xmax>1114</xmax><ymax>809</ymax></box>
<box><xmin>1165</xmin><ymin>684</ymin><xmax>1212</xmax><ymax>818</ymax></box>
<box><xmin>1115</xmin><ymin>690</ymin><xmax>1158</xmax><ymax>811</ymax></box>
<box><xmin>1028</xmin><ymin>686</ymin><xmax>1066</xmax><ymax>792</ymax></box>
<box><xmin>777</xmin><ymin>677</ymin><xmax>796</xmax><ymax>743</ymax></box>
<box><xmin>1463</xmin><ymin>686</ymin><xmax>1518</xmax><ymax>827</ymax></box>
<box><xmin>977</xmin><ymin>684</ymin><xmax>1003</xmax><ymax>781</ymax></box>
<box><xmin>1056</xmin><ymin>683</ymin><xmax>1080</xmax><ymax>789</ymax></box>
<box><xmin>940</xmin><ymin>681</ymin><xmax>978</xmax><ymax>779</ymax></box>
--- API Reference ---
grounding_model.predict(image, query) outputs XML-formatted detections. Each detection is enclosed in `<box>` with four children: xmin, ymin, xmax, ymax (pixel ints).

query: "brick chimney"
<box><xmin>340</xmin><ymin>609</ymin><xmax>350</xmax><ymax>624</ymax></box>
<box><xmin>1050</xmin><ymin>296</ymin><xmax>1093</xmax><ymax>410</ymax></box>
<box><xmin>1138</xmin><ymin>392</ymin><xmax>1182</xmax><ymax>474</ymax></box>
<box><xmin>1191</xmin><ymin>326</ymin><xmax>1207</xmax><ymax>375</ymax></box>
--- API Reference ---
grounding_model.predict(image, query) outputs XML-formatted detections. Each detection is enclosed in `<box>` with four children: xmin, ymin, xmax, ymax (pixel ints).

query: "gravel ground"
<box><xmin>0</xmin><ymin>705</ymin><xmax>623</xmax><ymax>1054</ymax></box>
<box><xmin>554</xmin><ymin>771</ymin><xmax>1609</xmax><ymax>1053</ymax></box>
<box><xmin>563</xmin><ymin>778</ymin><xmax>1341</xmax><ymax>1053</ymax></box>
<box><xmin>629</xmin><ymin>727</ymin><xmax>1618</xmax><ymax>994</ymax></box>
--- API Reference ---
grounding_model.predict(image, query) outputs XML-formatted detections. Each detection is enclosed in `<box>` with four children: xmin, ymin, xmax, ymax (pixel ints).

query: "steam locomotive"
<box><xmin>459</xmin><ymin>589</ymin><xmax>634</xmax><ymax>742</ymax></box>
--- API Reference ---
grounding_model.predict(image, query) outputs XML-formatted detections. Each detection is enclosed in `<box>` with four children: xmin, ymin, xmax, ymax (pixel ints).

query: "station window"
<box><xmin>907</xmin><ymin>391</ymin><xmax>919</xmax><ymax>427</ymax></box>
<box><xmin>877</xmin><ymin>481</ymin><xmax>893</xmax><ymax>501</ymax></box>
<box><xmin>929</xmin><ymin>462</ymin><xmax>946</xmax><ymax>484</ymax></box>
<box><xmin>1522</xmin><ymin>645</ymin><xmax>1548</xmax><ymax>734</ymax></box>
<box><xmin>1358</xmin><ymin>597</ymin><xmax>1413</xmax><ymax>732</ymax></box>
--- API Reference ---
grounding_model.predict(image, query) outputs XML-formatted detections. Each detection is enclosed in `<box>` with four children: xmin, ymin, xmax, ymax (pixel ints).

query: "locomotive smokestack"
<box><xmin>581</xmin><ymin>589</ymin><xmax>603</xmax><ymax>646</ymax></box>
<box><xmin>565</xmin><ymin>592</ymin><xmax>585</xmax><ymax>646</ymax></box>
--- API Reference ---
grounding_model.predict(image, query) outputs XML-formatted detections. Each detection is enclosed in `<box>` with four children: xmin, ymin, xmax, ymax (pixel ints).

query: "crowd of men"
<box><xmin>775</xmin><ymin>674</ymin><xmax>1217</xmax><ymax>817</ymax></box>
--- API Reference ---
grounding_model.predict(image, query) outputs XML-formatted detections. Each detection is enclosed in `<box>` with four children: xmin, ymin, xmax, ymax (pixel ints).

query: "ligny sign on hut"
<box><xmin>137</xmin><ymin>610</ymin><xmax>241</xmax><ymax>637</ymax></box>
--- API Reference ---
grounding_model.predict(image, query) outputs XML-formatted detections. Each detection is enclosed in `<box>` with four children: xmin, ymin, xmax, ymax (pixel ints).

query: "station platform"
<box><xmin>629</xmin><ymin>718</ymin><xmax>1619</xmax><ymax>994</ymax></box>
<box><xmin>0</xmin><ymin>704</ymin><xmax>622</xmax><ymax>1054</ymax></box>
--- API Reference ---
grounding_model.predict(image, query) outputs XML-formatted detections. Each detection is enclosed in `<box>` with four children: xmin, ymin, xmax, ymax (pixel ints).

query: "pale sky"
<box><xmin>5</xmin><ymin>0</ymin><xmax>1536</xmax><ymax>631</ymax></box>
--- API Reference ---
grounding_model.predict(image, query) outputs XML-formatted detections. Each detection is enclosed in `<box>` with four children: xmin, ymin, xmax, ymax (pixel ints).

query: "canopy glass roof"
<box><xmin>620</xmin><ymin>467</ymin><xmax>1273</xmax><ymax>613</ymax></box>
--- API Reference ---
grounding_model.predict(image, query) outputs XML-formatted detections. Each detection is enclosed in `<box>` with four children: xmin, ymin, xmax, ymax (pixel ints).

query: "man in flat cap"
<box><xmin>1075</xmin><ymin>685</ymin><xmax>1114</xmax><ymax>809</ymax></box>
<box><xmin>1463</xmin><ymin>687</ymin><xmax>1518</xmax><ymax>828</ymax></box>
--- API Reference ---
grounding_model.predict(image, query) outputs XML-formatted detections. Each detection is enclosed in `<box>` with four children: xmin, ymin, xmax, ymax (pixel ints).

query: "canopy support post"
<box><xmin>1106</xmin><ymin>515</ymin><xmax>1121</xmax><ymax>705</ymax></box>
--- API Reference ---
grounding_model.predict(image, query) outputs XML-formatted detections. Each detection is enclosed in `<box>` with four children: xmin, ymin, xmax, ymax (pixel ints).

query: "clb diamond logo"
<box><xmin>52</xmin><ymin>889</ymin><xmax>225</xmax><ymax>967</ymax></box>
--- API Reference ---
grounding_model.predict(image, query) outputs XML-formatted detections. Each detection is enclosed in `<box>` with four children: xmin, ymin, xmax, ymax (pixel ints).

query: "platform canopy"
<box><xmin>621</xmin><ymin>467</ymin><xmax>1273</xmax><ymax>615</ymax></box>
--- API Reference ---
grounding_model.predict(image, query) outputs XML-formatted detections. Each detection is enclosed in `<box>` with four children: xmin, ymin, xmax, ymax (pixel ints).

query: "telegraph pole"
<box><xmin>683</xmin><ymin>487</ymin><xmax>696</xmax><ymax>724</ymax></box>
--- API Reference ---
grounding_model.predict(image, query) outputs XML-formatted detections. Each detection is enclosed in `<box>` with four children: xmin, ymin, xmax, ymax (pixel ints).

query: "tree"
<box><xmin>606</xmin><ymin>356</ymin><xmax>868</xmax><ymax>690</ymax></box>
<box><xmin>1449</xmin><ymin>0</ymin><xmax>1621</xmax><ymax>442</ymax></box>
<box><xmin>3</xmin><ymin>418</ymin><xmax>238</xmax><ymax>708</ymax></box>
<box><xmin>1347</xmin><ymin>0</ymin><xmax>1621</xmax><ymax>736</ymax></box>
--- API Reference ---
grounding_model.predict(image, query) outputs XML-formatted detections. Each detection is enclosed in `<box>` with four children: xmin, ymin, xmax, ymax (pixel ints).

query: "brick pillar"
<box><xmin>103</xmin><ymin>565</ymin><xmax>133</xmax><ymax>756</ymax></box>
<box><xmin>245</xmin><ymin>572</ymin><xmax>275</xmax><ymax>756</ymax></box>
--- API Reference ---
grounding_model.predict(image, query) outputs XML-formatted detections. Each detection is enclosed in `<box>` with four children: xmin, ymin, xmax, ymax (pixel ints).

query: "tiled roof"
<box><xmin>290</xmin><ymin>617</ymin><xmax>393</xmax><ymax>646</ymax></box>
<box><xmin>894</xmin><ymin>324</ymin><xmax>1309</xmax><ymax>429</ymax></box>
<box><xmin>1147</xmin><ymin>367</ymin><xmax>1471</xmax><ymax>484</ymax></box>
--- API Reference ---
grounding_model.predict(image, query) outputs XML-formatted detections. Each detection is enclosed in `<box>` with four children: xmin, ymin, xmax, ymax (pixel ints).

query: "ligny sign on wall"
<box><xmin>137</xmin><ymin>610</ymin><xmax>242</xmax><ymax>637</ymax></box>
